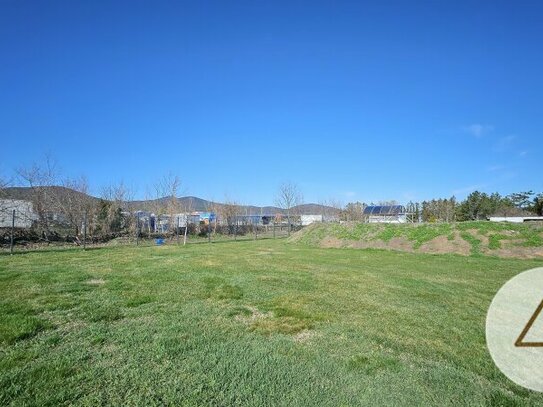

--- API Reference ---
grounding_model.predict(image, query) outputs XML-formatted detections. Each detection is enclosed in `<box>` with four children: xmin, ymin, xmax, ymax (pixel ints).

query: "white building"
<box><xmin>363</xmin><ymin>205</ymin><xmax>407</xmax><ymax>223</ymax></box>
<box><xmin>301</xmin><ymin>214</ymin><xmax>323</xmax><ymax>226</ymax></box>
<box><xmin>489</xmin><ymin>216</ymin><xmax>543</xmax><ymax>223</ymax></box>
<box><xmin>0</xmin><ymin>199</ymin><xmax>36</xmax><ymax>228</ymax></box>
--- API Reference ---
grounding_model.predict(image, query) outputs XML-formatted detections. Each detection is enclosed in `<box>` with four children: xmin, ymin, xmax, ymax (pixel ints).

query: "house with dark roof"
<box><xmin>363</xmin><ymin>205</ymin><xmax>407</xmax><ymax>223</ymax></box>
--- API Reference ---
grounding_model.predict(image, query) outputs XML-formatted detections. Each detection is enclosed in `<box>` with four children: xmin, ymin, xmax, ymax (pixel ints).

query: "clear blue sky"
<box><xmin>1</xmin><ymin>1</ymin><xmax>541</xmax><ymax>206</ymax></box>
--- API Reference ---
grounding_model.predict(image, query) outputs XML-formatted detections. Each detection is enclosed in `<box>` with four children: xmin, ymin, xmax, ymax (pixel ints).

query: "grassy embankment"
<box><xmin>291</xmin><ymin>221</ymin><xmax>543</xmax><ymax>258</ymax></box>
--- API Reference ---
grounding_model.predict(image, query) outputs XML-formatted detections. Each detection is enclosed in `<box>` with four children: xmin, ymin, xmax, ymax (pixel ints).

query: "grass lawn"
<box><xmin>1</xmin><ymin>240</ymin><xmax>543</xmax><ymax>406</ymax></box>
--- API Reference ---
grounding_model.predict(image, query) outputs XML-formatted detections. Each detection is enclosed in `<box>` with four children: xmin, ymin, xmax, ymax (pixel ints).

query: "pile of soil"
<box><xmin>290</xmin><ymin>222</ymin><xmax>543</xmax><ymax>259</ymax></box>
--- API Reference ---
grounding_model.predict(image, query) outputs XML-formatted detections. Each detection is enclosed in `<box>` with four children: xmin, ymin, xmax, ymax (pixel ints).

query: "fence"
<box><xmin>0</xmin><ymin>201</ymin><xmax>307</xmax><ymax>254</ymax></box>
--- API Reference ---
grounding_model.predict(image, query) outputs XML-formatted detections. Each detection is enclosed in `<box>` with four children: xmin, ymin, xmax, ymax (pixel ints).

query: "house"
<box><xmin>301</xmin><ymin>214</ymin><xmax>323</xmax><ymax>226</ymax></box>
<box><xmin>363</xmin><ymin>205</ymin><xmax>407</xmax><ymax>223</ymax></box>
<box><xmin>172</xmin><ymin>213</ymin><xmax>200</xmax><ymax>228</ymax></box>
<box><xmin>0</xmin><ymin>199</ymin><xmax>36</xmax><ymax>228</ymax></box>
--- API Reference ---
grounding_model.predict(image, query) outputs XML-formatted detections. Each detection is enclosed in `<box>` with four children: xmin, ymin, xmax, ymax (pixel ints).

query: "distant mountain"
<box><xmin>130</xmin><ymin>196</ymin><xmax>211</xmax><ymax>212</ymax></box>
<box><xmin>295</xmin><ymin>203</ymin><xmax>336</xmax><ymax>215</ymax></box>
<box><xmin>1</xmin><ymin>186</ymin><xmax>336</xmax><ymax>215</ymax></box>
<box><xmin>2</xmin><ymin>186</ymin><xmax>99</xmax><ymax>204</ymax></box>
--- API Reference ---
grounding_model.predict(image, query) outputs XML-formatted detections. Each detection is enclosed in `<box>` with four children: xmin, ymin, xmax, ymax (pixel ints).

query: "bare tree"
<box><xmin>181</xmin><ymin>196</ymin><xmax>195</xmax><ymax>245</ymax></box>
<box><xmin>219</xmin><ymin>197</ymin><xmax>242</xmax><ymax>236</ymax></box>
<box><xmin>59</xmin><ymin>176</ymin><xmax>91</xmax><ymax>238</ymax></box>
<box><xmin>378</xmin><ymin>200</ymin><xmax>399</xmax><ymax>206</ymax></box>
<box><xmin>275</xmin><ymin>182</ymin><xmax>303</xmax><ymax>236</ymax></box>
<box><xmin>204</xmin><ymin>197</ymin><xmax>219</xmax><ymax>239</ymax></box>
<box><xmin>0</xmin><ymin>172</ymin><xmax>10</xmax><ymax>208</ymax></box>
<box><xmin>100</xmin><ymin>181</ymin><xmax>134</xmax><ymax>234</ymax></box>
<box><xmin>163</xmin><ymin>175</ymin><xmax>181</xmax><ymax>237</ymax></box>
<box><xmin>0</xmin><ymin>174</ymin><xmax>9</xmax><ymax>193</ymax></box>
<box><xmin>120</xmin><ymin>183</ymin><xmax>136</xmax><ymax>236</ymax></box>
<box><xmin>319</xmin><ymin>198</ymin><xmax>342</xmax><ymax>222</ymax></box>
<box><xmin>342</xmin><ymin>201</ymin><xmax>366</xmax><ymax>222</ymax></box>
<box><xmin>143</xmin><ymin>186</ymin><xmax>155</xmax><ymax>234</ymax></box>
<box><xmin>16</xmin><ymin>154</ymin><xmax>59</xmax><ymax>240</ymax></box>
<box><xmin>148</xmin><ymin>173</ymin><xmax>181</xmax><ymax>235</ymax></box>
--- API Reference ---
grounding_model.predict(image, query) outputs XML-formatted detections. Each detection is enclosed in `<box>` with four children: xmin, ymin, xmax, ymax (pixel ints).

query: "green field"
<box><xmin>2</xmin><ymin>239</ymin><xmax>543</xmax><ymax>405</ymax></box>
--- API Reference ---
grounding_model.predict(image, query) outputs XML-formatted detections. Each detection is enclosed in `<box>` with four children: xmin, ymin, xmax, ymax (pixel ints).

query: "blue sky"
<box><xmin>1</xmin><ymin>1</ymin><xmax>541</xmax><ymax>206</ymax></box>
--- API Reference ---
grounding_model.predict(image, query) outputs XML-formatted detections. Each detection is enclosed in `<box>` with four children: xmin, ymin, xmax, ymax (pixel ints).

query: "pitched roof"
<box><xmin>363</xmin><ymin>205</ymin><xmax>405</xmax><ymax>215</ymax></box>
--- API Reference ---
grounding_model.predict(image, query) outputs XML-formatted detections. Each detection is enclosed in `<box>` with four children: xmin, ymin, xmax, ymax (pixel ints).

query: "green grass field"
<box><xmin>2</xmin><ymin>240</ymin><xmax>543</xmax><ymax>405</ymax></box>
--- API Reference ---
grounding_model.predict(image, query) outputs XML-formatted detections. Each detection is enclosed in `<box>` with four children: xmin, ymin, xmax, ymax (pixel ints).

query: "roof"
<box><xmin>363</xmin><ymin>205</ymin><xmax>405</xmax><ymax>215</ymax></box>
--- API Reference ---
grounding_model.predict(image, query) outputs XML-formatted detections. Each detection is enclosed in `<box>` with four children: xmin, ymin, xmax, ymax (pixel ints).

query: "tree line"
<box><xmin>341</xmin><ymin>190</ymin><xmax>543</xmax><ymax>222</ymax></box>
<box><xmin>0</xmin><ymin>157</ymin><xmax>308</xmax><ymax>242</ymax></box>
<box><xmin>0</xmin><ymin>156</ymin><xmax>188</xmax><ymax>241</ymax></box>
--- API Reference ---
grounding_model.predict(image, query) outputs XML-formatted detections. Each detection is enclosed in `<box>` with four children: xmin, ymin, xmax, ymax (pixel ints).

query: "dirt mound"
<box><xmin>417</xmin><ymin>232</ymin><xmax>470</xmax><ymax>256</ymax></box>
<box><xmin>491</xmin><ymin>242</ymin><xmax>543</xmax><ymax>259</ymax></box>
<box><xmin>290</xmin><ymin>222</ymin><xmax>543</xmax><ymax>259</ymax></box>
<box><xmin>320</xmin><ymin>236</ymin><xmax>344</xmax><ymax>248</ymax></box>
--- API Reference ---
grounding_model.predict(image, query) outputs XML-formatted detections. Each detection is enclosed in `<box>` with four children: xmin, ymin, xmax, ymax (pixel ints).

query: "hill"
<box><xmin>289</xmin><ymin>221</ymin><xmax>543</xmax><ymax>259</ymax></box>
<box><xmin>2</xmin><ymin>186</ymin><xmax>99</xmax><ymax>205</ymax></box>
<box><xmin>1</xmin><ymin>186</ymin><xmax>334</xmax><ymax>215</ymax></box>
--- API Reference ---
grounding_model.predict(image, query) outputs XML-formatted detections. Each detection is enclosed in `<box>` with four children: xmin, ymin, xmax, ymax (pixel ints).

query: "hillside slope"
<box><xmin>289</xmin><ymin>221</ymin><xmax>543</xmax><ymax>259</ymax></box>
<box><xmin>2</xmin><ymin>187</ymin><xmax>333</xmax><ymax>215</ymax></box>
